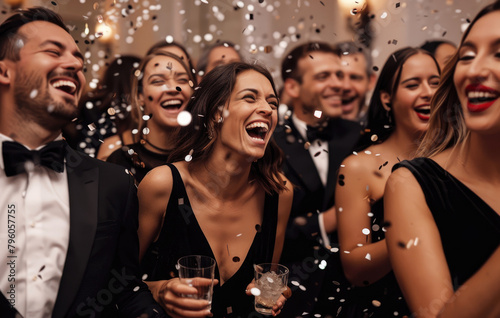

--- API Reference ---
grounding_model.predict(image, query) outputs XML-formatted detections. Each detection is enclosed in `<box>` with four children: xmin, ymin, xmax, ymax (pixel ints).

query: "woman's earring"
<box><xmin>218</xmin><ymin>117</ymin><xmax>224</xmax><ymax>124</ymax></box>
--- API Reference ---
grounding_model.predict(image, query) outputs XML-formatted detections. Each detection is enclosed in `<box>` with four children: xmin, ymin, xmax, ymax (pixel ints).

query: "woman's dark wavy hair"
<box><xmin>78</xmin><ymin>55</ymin><xmax>141</xmax><ymax>134</ymax></box>
<box><xmin>168</xmin><ymin>62</ymin><xmax>287</xmax><ymax>194</ymax></box>
<box><xmin>418</xmin><ymin>0</ymin><xmax>500</xmax><ymax>157</ymax></box>
<box><xmin>357</xmin><ymin>47</ymin><xmax>439</xmax><ymax>150</ymax></box>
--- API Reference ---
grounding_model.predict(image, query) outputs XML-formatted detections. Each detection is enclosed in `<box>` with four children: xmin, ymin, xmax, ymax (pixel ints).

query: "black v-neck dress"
<box><xmin>141</xmin><ymin>163</ymin><xmax>279</xmax><ymax>318</ymax></box>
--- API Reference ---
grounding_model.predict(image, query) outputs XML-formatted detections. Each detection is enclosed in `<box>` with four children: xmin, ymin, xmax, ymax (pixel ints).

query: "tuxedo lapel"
<box><xmin>53</xmin><ymin>148</ymin><xmax>99</xmax><ymax>318</ymax></box>
<box><xmin>323</xmin><ymin>119</ymin><xmax>360</xmax><ymax>209</ymax></box>
<box><xmin>277</xmin><ymin>119</ymin><xmax>323</xmax><ymax>194</ymax></box>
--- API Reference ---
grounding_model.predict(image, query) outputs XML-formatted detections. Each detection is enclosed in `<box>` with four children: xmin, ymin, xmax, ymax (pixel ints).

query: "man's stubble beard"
<box><xmin>13</xmin><ymin>68</ymin><xmax>80</xmax><ymax>129</ymax></box>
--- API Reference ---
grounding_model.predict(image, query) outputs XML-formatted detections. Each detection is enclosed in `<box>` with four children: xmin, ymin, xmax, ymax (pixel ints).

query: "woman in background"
<box><xmin>106</xmin><ymin>51</ymin><xmax>195</xmax><ymax>184</ymax></box>
<box><xmin>98</xmin><ymin>41</ymin><xmax>196</xmax><ymax>161</ymax></box>
<box><xmin>420</xmin><ymin>40</ymin><xmax>457</xmax><ymax>72</ymax></box>
<box><xmin>386</xmin><ymin>2</ymin><xmax>500</xmax><ymax>317</ymax></box>
<box><xmin>335</xmin><ymin>47</ymin><xmax>440</xmax><ymax>317</ymax></box>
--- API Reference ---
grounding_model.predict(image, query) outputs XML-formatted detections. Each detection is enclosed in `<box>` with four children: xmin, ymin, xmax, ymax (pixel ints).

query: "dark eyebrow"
<box><xmin>400</xmin><ymin>77</ymin><xmax>421</xmax><ymax>84</ymax></box>
<box><xmin>461</xmin><ymin>38</ymin><xmax>500</xmax><ymax>51</ymax></box>
<box><xmin>147</xmin><ymin>71</ymin><xmax>189</xmax><ymax>81</ymax></box>
<box><xmin>40</xmin><ymin>40</ymin><xmax>84</xmax><ymax>62</ymax></box>
<box><xmin>237</xmin><ymin>88</ymin><xmax>277</xmax><ymax>100</ymax></box>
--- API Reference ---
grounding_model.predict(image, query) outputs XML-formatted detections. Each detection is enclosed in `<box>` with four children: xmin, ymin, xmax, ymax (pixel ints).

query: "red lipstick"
<box><xmin>465</xmin><ymin>84</ymin><xmax>499</xmax><ymax>113</ymax></box>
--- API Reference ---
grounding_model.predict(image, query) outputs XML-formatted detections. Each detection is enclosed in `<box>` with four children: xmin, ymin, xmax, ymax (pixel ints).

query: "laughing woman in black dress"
<box><xmin>385</xmin><ymin>2</ymin><xmax>500</xmax><ymax>317</ymax></box>
<box><xmin>137</xmin><ymin>62</ymin><xmax>293</xmax><ymax>317</ymax></box>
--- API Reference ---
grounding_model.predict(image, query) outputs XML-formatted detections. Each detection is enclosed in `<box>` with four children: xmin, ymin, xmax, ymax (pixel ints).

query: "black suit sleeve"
<box><xmin>112</xmin><ymin>174</ymin><xmax>166</xmax><ymax>317</ymax></box>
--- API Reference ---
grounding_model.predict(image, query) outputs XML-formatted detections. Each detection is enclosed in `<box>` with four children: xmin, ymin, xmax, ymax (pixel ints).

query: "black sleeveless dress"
<box><xmin>343</xmin><ymin>199</ymin><xmax>410</xmax><ymax>318</ymax></box>
<box><xmin>393</xmin><ymin>158</ymin><xmax>500</xmax><ymax>290</ymax></box>
<box><xmin>141</xmin><ymin>163</ymin><xmax>279</xmax><ymax>318</ymax></box>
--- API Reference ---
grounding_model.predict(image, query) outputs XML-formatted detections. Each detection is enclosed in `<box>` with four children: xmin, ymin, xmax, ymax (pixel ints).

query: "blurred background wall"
<box><xmin>1</xmin><ymin>0</ymin><xmax>495</xmax><ymax>89</ymax></box>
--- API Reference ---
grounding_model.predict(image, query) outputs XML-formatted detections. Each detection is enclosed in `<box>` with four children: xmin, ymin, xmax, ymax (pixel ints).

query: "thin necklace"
<box><xmin>141</xmin><ymin>138</ymin><xmax>172</xmax><ymax>153</ymax></box>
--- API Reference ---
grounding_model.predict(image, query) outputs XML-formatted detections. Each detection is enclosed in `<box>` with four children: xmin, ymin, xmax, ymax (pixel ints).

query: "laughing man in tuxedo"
<box><xmin>0</xmin><ymin>7</ymin><xmax>164</xmax><ymax>317</ymax></box>
<box><xmin>274</xmin><ymin>42</ymin><xmax>362</xmax><ymax>317</ymax></box>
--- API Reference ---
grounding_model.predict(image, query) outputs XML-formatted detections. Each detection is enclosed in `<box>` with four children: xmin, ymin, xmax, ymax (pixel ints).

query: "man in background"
<box><xmin>274</xmin><ymin>41</ymin><xmax>362</xmax><ymax>317</ymax></box>
<box><xmin>335</xmin><ymin>41</ymin><xmax>376</xmax><ymax>123</ymax></box>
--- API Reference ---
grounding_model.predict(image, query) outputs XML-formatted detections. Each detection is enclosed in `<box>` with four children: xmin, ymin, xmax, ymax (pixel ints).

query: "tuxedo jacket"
<box><xmin>1</xmin><ymin>145</ymin><xmax>165</xmax><ymax>318</ymax></box>
<box><xmin>273</xmin><ymin>115</ymin><xmax>361</xmax><ymax>315</ymax></box>
<box><xmin>274</xmin><ymin>116</ymin><xmax>361</xmax><ymax>255</ymax></box>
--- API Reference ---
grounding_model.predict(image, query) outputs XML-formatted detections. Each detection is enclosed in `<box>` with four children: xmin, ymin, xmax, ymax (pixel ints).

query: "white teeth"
<box><xmin>467</xmin><ymin>91</ymin><xmax>497</xmax><ymax>99</ymax></box>
<box><xmin>416</xmin><ymin>106</ymin><xmax>430</xmax><ymax>110</ymax></box>
<box><xmin>245</xmin><ymin>122</ymin><xmax>269</xmax><ymax>131</ymax></box>
<box><xmin>161</xmin><ymin>100</ymin><xmax>182</xmax><ymax>106</ymax></box>
<box><xmin>52</xmin><ymin>80</ymin><xmax>76</xmax><ymax>93</ymax></box>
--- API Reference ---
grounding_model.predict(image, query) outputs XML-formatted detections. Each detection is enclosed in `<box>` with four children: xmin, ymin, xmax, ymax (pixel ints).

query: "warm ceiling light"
<box><xmin>95</xmin><ymin>23</ymin><xmax>113</xmax><ymax>42</ymax></box>
<box><xmin>4</xmin><ymin>0</ymin><xmax>25</xmax><ymax>9</ymax></box>
<box><xmin>338</xmin><ymin>0</ymin><xmax>368</xmax><ymax>16</ymax></box>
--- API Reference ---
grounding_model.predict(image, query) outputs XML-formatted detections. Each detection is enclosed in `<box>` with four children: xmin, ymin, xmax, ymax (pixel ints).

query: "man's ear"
<box><xmin>284</xmin><ymin>78</ymin><xmax>300</xmax><ymax>99</ymax></box>
<box><xmin>380</xmin><ymin>91</ymin><xmax>392</xmax><ymax>112</ymax></box>
<box><xmin>0</xmin><ymin>61</ymin><xmax>12</xmax><ymax>85</ymax></box>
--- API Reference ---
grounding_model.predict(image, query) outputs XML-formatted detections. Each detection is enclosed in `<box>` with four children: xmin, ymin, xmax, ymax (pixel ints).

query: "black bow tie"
<box><xmin>2</xmin><ymin>140</ymin><xmax>66</xmax><ymax>177</ymax></box>
<box><xmin>306</xmin><ymin>125</ymin><xmax>332</xmax><ymax>141</ymax></box>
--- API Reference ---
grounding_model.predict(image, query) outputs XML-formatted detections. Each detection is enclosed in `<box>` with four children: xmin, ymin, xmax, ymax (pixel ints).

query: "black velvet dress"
<box><xmin>393</xmin><ymin>158</ymin><xmax>500</xmax><ymax>290</ymax></box>
<box><xmin>106</xmin><ymin>142</ymin><xmax>170</xmax><ymax>184</ymax></box>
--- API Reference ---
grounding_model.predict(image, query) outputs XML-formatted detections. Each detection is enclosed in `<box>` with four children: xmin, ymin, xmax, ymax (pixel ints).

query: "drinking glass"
<box><xmin>177</xmin><ymin>255</ymin><xmax>216</xmax><ymax>310</ymax></box>
<box><xmin>253</xmin><ymin>263</ymin><xmax>289</xmax><ymax>315</ymax></box>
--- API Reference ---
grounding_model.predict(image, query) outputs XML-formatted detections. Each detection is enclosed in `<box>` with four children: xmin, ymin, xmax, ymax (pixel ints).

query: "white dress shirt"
<box><xmin>291</xmin><ymin>114</ymin><xmax>330</xmax><ymax>186</ymax></box>
<box><xmin>0</xmin><ymin>133</ymin><xmax>70</xmax><ymax>318</ymax></box>
<box><xmin>291</xmin><ymin>115</ymin><xmax>331</xmax><ymax>248</ymax></box>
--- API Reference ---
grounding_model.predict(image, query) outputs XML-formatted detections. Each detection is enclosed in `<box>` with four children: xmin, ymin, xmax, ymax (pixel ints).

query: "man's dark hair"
<box><xmin>0</xmin><ymin>7</ymin><xmax>69</xmax><ymax>61</ymax></box>
<box><xmin>281</xmin><ymin>41</ymin><xmax>340</xmax><ymax>84</ymax></box>
<box><xmin>333</xmin><ymin>41</ymin><xmax>374</xmax><ymax>77</ymax></box>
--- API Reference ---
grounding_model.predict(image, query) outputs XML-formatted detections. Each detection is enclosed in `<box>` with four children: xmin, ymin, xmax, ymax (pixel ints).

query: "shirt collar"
<box><xmin>291</xmin><ymin>113</ymin><xmax>308</xmax><ymax>140</ymax></box>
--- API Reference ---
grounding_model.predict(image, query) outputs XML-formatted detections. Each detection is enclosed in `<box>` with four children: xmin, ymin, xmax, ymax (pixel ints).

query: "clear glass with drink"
<box><xmin>253</xmin><ymin>263</ymin><xmax>289</xmax><ymax>315</ymax></box>
<box><xmin>177</xmin><ymin>255</ymin><xmax>216</xmax><ymax>310</ymax></box>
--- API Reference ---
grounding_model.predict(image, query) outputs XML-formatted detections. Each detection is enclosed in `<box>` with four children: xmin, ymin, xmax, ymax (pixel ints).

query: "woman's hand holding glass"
<box><xmin>153</xmin><ymin>278</ymin><xmax>219</xmax><ymax>318</ymax></box>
